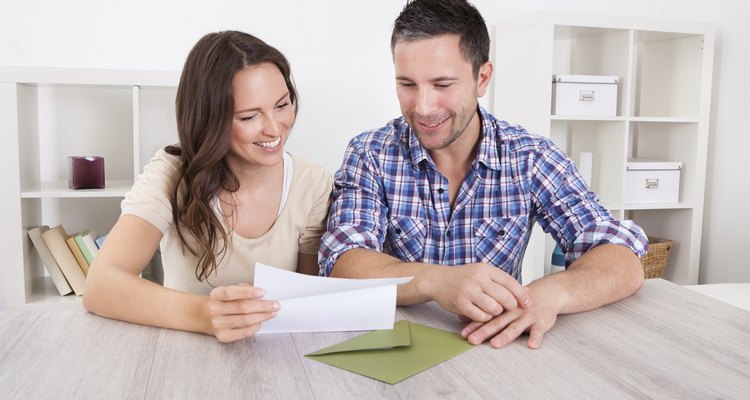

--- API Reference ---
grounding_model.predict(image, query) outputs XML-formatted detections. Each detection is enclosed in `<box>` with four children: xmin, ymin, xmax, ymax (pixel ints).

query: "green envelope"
<box><xmin>305</xmin><ymin>320</ymin><xmax>474</xmax><ymax>384</ymax></box>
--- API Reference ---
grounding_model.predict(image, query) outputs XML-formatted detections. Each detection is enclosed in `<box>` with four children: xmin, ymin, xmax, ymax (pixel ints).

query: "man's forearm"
<box><xmin>331</xmin><ymin>248</ymin><xmax>440</xmax><ymax>306</ymax></box>
<box><xmin>529</xmin><ymin>243</ymin><xmax>644</xmax><ymax>315</ymax></box>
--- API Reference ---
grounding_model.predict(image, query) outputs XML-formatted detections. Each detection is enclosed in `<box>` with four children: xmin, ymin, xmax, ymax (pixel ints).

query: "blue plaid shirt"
<box><xmin>320</xmin><ymin>107</ymin><xmax>647</xmax><ymax>281</ymax></box>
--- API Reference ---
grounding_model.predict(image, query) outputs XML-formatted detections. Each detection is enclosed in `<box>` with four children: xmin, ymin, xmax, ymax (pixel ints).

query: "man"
<box><xmin>320</xmin><ymin>0</ymin><xmax>648</xmax><ymax>349</ymax></box>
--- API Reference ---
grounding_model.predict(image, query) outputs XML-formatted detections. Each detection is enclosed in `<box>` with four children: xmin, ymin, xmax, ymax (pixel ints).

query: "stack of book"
<box><xmin>27</xmin><ymin>225</ymin><xmax>106</xmax><ymax>296</ymax></box>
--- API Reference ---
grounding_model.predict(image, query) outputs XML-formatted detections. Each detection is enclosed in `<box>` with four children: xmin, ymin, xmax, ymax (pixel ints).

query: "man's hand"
<box><xmin>206</xmin><ymin>283</ymin><xmax>280</xmax><ymax>343</ymax></box>
<box><xmin>419</xmin><ymin>263</ymin><xmax>532</xmax><ymax>322</ymax></box>
<box><xmin>459</xmin><ymin>284</ymin><xmax>558</xmax><ymax>349</ymax></box>
<box><xmin>457</xmin><ymin>244</ymin><xmax>644</xmax><ymax>349</ymax></box>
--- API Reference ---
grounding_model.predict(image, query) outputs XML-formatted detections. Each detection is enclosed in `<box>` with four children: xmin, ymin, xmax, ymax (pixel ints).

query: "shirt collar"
<box><xmin>400</xmin><ymin>106</ymin><xmax>502</xmax><ymax>171</ymax></box>
<box><xmin>401</xmin><ymin>120</ymin><xmax>430</xmax><ymax>168</ymax></box>
<box><xmin>475</xmin><ymin>107</ymin><xmax>502</xmax><ymax>171</ymax></box>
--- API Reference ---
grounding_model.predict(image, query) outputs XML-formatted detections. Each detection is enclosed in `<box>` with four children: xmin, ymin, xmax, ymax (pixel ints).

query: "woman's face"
<box><xmin>227</xmin><ymin>62</ymin><xmax>294</xmax><ymax>170</ymax></box>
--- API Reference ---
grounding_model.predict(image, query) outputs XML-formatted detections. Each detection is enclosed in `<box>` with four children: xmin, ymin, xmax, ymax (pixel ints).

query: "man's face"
<box><xmin>393</xmin><ymin>34</ymin><xmax>490</xmax><ymax>152</ymax></box>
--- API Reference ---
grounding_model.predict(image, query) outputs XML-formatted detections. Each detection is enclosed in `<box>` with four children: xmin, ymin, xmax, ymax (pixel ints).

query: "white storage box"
<box><xmin>625</xmin><ymin>159</ymin><xmax>682</xmax><ymax>204</ymax></box>
<box><xmin>552</xmin><ymin>74</ymin><xmax>618</xmax><ymax>116</ymax></box>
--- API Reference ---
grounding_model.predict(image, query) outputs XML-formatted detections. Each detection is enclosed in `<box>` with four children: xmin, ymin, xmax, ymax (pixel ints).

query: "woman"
<box><xmin>83</xmin><ymin>31</ymin><xmax>332</xmax><ymax>343</ymax></box>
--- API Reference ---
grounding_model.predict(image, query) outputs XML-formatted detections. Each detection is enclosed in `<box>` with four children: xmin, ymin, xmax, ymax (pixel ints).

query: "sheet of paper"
<box><xmin>306</xmin><ymin>320</ymin><xmax>474</xmax><ymax>384</ymax></box>
<box><xmin>254</xmin><ymin>263</ymin><xmax>412</xmax><ymax>333</ymax></box>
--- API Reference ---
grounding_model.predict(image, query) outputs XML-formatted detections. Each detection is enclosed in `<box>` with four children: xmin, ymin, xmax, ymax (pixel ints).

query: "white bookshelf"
<box><xmin>0</xmin><ymin>67</ymin><xmax>179</xmax><ymax>309</ymax></box>
<box><xmin>493</xmin><ymin>13</ymin><xmax>715</xmax><ymax>285</ymax></box>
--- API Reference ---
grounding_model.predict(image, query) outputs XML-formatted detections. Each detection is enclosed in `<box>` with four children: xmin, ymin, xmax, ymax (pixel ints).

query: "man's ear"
<box><xmin>476</xmin><ymin>61</ymin><xmax>494</xmax><ymax>98</ymax></box>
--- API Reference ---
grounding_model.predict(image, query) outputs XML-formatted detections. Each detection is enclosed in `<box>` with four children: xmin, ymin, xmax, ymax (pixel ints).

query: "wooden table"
<box><xmin>1</xmin><ymin>279</ymin><xmax>748</xmax><ymax>399</ymax></box>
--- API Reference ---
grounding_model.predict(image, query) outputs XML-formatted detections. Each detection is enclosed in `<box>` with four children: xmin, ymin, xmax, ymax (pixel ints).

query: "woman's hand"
<box><xmin>206</xmin><ymin>283</ymin><xmax>280</xmax><ymax>343</ymax></box>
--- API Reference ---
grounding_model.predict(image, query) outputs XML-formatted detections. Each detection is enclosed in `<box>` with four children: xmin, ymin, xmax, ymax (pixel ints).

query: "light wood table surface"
<box><xmin>1</xmin><ymin>279</ymin><xmax>749</xmax><ymax>399</ymax></box>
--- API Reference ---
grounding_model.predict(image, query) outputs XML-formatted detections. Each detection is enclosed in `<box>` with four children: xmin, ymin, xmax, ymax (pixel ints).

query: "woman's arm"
<box><xmin>83</xmin><ymin>214</ymin><xmax>279</xmax><ymax>342</ymax></box>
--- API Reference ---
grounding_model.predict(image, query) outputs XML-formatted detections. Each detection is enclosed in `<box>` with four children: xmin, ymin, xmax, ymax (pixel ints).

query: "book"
<box><xmin>81</xmin><ymin>230</ymin><xmax>100</xmax><ymax>261</ymax></box>
<box><xmin>66</xmin><ymin>234</ymin><xmax>90</xmax><ymax>275</ymax></box>
<box><xmin>40</xmin><ymin>225</ymin><xmax>87</xmax><ymax>296</ymax></box>
<box><xmin>95</xmin><ymin>234</ymin><xmax>107</xmax><ymax>249</ymax></box>
<box><xmin>73</xmin><ymin>230</ymin><xmax>99</xmax><ymax>265</ymax></box>
<box><xmin>27</xmin><ymin>226</ymin><xmax>73</xmax><ymax>296</ymax></box>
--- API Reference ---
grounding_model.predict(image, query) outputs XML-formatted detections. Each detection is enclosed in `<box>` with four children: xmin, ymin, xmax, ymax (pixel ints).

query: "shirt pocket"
<box><xmin>474</xmin><ymin>216</ymin><xmax>529</xmax><ymax>269</ymax></box>
<box><xmin>384</xmin><ymin>216</ymin><xmax>427</xmax><ymax>262</ymax></box>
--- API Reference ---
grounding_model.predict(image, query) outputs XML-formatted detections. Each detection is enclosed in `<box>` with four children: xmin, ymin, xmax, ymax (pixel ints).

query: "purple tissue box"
<box><xmin>68</xmin><ymin>156</ymin><xmax>105</xmax><ymax>189</ymax></box>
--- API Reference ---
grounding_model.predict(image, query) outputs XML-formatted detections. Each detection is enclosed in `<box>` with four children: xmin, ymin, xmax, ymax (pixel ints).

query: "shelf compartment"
<box><xmin>17</xmin><ymin>83</ymin><xmax>135</xmax><ymax>191</ymax></box>
<box><xmin>20</xmin><ymin>197</ymin><xmax>122</xmax><ymax>306</ymax></box>
<box><xmin>552</xmin><ymin>26</ymin><xmax>631</xmax><ymax>117</ymax></box>
<box><xmin>22</xmin><ymin>197</ymin><xmax>123</xmax><ymax>241</ymax></box>
<box><xmin>629</xmin><ymin>121</ymin><xmax>699</xmax><ymax>206</ymax></box>
<box><xmin>627</xmin><ymin>208</ymin><xmax>697</xmax><ymax>284</ymax></box>
<box><xmin>550</xmin><ymin>120</ymin><xmax>627</xmax><ymax>206</ymax></box>
<box><xmin>634</xmin><ymin>32</ymin><xmax>705</xmax><ymax>118</ymax></box>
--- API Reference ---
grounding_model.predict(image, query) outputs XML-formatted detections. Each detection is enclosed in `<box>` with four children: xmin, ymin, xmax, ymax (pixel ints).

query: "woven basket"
<box><xmin>641</xmin><ymin>237</ymin><xmax>672</xmax><ymax>279</ymax></box>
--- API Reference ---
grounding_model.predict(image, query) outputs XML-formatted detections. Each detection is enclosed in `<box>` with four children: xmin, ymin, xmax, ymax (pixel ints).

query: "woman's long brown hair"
<box><xmin>165</xmin><ymin>31</ymin><xmax>298</xmax><ymax>282</ymax></box>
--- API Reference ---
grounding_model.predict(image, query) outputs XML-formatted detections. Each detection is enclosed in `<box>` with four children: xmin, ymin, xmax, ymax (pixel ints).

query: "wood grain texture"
<box><xmin>144</xmin><ymin>329</ymin><xmax>311</xmax><ymax>400</ymax></box>
<box><xmin>0</xmin><ymin>311</ymin><xmax>40</xmax><ymax>363</ymax></box>
<box><xmin>0</xmin><ymin>310</ymin><xmax>159</xmax><ymax>400</ymax></box>
<box><xmin>414</xmin><ymin>279</ymin><xmax>750</xmax><ymax>400</ymax></box>
<box><xmin>0</xmin><ymin>280</ymin><xmax>748</xmax><ymax>399</ymax></box>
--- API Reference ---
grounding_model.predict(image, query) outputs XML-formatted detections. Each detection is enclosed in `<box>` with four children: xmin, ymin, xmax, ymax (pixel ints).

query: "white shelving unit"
<box><xmin>493</xmin><ymin>13</ymin><xmax>715</xmax><ymax>285</ymax></box>
<box><xmin>1</xmin><ymin>67</ymin><xmax>179</xmax><ymax>309</ymax></box>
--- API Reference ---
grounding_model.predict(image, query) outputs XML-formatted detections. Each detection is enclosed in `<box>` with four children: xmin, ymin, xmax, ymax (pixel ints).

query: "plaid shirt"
<box><xmin>320</xmin><ymin>107</ymin><xmax>647</xmax><ymax>281</ymax></box>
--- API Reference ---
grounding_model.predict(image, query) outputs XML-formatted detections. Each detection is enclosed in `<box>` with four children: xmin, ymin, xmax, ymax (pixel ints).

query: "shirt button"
<box><xmin>446</xmin><ymin>230</ymin><xmax>451</xmax><ymax>237</ymax></box>
<box><xmin>498</xmin><ymin>229</ymin><xmax>506</xmax><ymax>236</ymax></box>
<box><xmin>395</xmin><ymin>228</ymin><xmax>402</xmax><ymax>235</ymax></box>
<box><xmin>437</xmin><ymin>188</ymin><xmax>444</xmax><ymax>194</ymax></box>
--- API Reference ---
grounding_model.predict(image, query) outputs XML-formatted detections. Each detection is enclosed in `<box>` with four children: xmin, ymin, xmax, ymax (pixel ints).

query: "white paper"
<box><xmin>254</xmin><ymin>263</ymin><xmax>413</xmax><ymax>333</ymax></box>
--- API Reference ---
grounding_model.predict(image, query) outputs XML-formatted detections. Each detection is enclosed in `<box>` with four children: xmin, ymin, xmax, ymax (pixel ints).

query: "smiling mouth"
<box><xmin>418</xmin><ymin>115</ymin><xmax>450</xmax><ymax>130</ymax></box>
<box><xmin>254</xmin><ymin>137</ymin><xmax>281</xmax><ymax>149</ymax></box>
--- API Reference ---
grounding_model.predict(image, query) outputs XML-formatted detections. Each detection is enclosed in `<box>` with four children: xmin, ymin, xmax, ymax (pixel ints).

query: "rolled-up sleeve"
<box><xmin>528</xmin><ymin>138</ymin><xmax>648</xmax><ymax>265</ymax></box>
<box><xmin>319</xmin><ymin>136</ymin><xmax>389</xmax><ymax>276</ymax></box>
<box><xmin>568</xmin><ymin>219</ymin><xmax>648</xmax><ymax>263</ymax></box>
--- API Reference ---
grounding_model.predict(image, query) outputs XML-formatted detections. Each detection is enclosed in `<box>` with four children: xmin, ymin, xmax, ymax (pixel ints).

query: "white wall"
<box><xmin>1</xmin><ymin>0</ymin><xmax>748</xmax><ymax>285</ymax></box>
